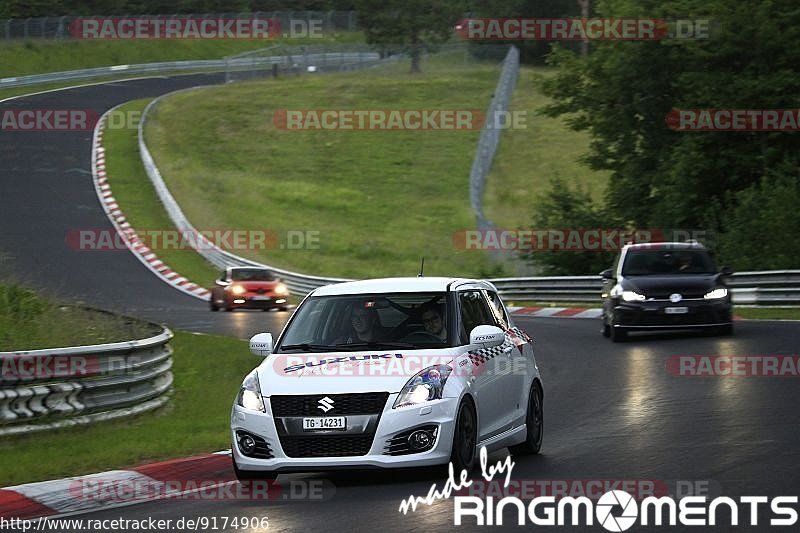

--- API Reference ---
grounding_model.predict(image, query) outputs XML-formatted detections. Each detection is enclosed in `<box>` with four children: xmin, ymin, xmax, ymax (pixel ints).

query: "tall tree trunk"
<box><xmin>409</xmin><ymin>34</ymin><xmax>422</xmax><ymax>73</ymax></box>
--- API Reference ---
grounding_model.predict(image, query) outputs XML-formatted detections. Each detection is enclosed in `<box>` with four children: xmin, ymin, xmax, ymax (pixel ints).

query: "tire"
<box><xmin>719</xmin><ymin>323</ymin><xmax>734</xmax><ymax>336</ymax></box>
<box><xmin>279</xmin><ymin>306</ymin><xmax>289</xmax><ymax>312</ymax></box>
<box><xmin>210</xmin><ymin>299</ymin><xmax>219</xmax><ymax>312</ymax></box>
<box><xmin>602</xmin><ymin>316</ymin><xmax>611</xmax><ymax>338</ymax></box>
<box><xmin>232</xmin><ymin>457</ymin><xmax>277</xmax><ymax>481</ymax></box>
<box><xmin>450</xmin><ymin>399</ymin><xmax>478</xmax><ymax>474</ymax></box>
<box><xmin>610</xmin><ymin>324</ymin><xmax>627</xmax><ymax>342</ymax></box>
<box><xmin>509</xmin><ymin>382</ymin><xmax>543</xmax><ymax>456</ymax></box>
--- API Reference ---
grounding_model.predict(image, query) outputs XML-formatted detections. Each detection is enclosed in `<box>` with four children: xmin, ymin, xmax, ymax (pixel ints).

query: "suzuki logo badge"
<box><xmin>317</xmin><ymin>396</ymin><xmax>334</xmax><ymax>412</ymax></box>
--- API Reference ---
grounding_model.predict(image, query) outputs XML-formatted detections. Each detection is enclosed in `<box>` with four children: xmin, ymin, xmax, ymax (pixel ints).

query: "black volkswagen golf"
<box><xmin>600</xmin><ymin>242</ymin><xmax>733</xmax><ymax>342</ymax></box>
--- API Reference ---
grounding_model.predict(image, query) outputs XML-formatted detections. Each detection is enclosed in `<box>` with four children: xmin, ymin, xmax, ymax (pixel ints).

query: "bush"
<box><xmin>716</xmin><ymin>174</ymin><xmax>800</xmax><ymax>270</ymax></box>
<box><xmin>526</xmin><ymin>178</ymin><xmax>619</xmax><ymax>275</ymax></box>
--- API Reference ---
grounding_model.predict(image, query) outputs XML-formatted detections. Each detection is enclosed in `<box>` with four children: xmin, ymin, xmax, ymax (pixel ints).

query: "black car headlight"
<box><xmin>704</xmin><ymin>288</ymin><xmax>728</xmax><ymax>300</ymax></box>
<box><xmin>393</xmin><ymin>364</ymin><xmax>453</xmax><ymax>408</ymax></box>
<box><xmin>621</xmin><ymin>290</ymin><xmax>647</xmax><ymax>302</ymax></box>
<box><xmin>611</xmin><ymin>285</ymin><xmax>646</xmax><ymax>302</ymax></box>
<box><xmin>236</xmin><ymin>370</ymin><xmax>265</xmax><ymax>412</ymax></box>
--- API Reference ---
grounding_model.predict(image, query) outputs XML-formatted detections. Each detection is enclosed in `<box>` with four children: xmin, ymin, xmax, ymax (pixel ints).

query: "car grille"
<box><xmin>279</xmin><ymin>434</ymin><xmax>375</xmax><ymax>458</ymax></box>
<box><xmin>270</xmin><ymin>392</ymin><xmax>389</xmax><ymax>417</ymax></box>
<box><xmin>620</xmin><ymin>307</ymin><xmax>723</xmax><ymax>326</ymax></box>
<box><xmin>646</xmin><ymin>291</ymin><xmax>706</xmax><ymax>300</ymax></box>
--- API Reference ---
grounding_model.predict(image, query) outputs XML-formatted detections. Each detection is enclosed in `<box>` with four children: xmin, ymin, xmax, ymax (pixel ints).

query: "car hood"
<box><xmin>230</xmin><ymin>280</ymin><xmax>278</xmax><ymax>289</ymax></box>
<box><xmin>255</xmin><ymin>348</ymin><xmax>464</xmax><ymax>396</ymax></box>
<box><xmin>622</xmin><ymin>274</ymin><xmax>720</xmax><ymax>298</ymax></box>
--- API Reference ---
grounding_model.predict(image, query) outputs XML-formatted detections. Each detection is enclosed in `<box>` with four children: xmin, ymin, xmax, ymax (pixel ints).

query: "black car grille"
<box><xmin>646</xmin><ymin>291</ymin><xmax>706</xmax><ymax>300</ymax></box>
<box><xmin>279</xmin><ymin>434</ymin><xmax>375</xmax><ymax>458</ymax></box>
<box><xmin>619</xmin><ymin>307</ymin><xmax>725</xmax><ymax>326</ymax></box>
<box><xmin>270</xmin><ymin>393</ymin><xmax>389</xmax><ymax>417</ymax></box>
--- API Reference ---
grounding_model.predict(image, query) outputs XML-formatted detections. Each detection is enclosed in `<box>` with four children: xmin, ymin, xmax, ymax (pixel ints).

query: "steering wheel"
<box><xmin>399</xmin><ymin>331</ymin><xmax>443</xmax><ymax>343</ymax></box>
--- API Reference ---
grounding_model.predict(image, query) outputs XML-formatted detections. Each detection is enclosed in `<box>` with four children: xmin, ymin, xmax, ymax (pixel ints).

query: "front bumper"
<box><xmin>231</xmin><ymin>394</ymin><xmax>458</xmax><ymax>472</ymax></box>
<box><xmin>229</xmin><ymin>295</ymin><xmax>287</xmax><ymax>309</ymax></box>
<box><xmin>612</xmin><ymin>298</ymin><xmax>732</xmax><ymax>330</ymax></box>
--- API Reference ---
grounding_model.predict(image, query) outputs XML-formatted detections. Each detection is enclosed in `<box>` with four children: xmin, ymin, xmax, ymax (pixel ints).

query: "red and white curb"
<box><xmin>91</xmin><ymin>106</ymin><xmax>210</xmax><ymax>301</ymax></box>
<box><xmin>0</xmin><ymin>451</ymin><xmax>234</xmax><ymax>520</ymax></box>
<box><xmin>509</xmin><ymin>306</ymin><xmax>603</xmax><ymax>319</ymax></box>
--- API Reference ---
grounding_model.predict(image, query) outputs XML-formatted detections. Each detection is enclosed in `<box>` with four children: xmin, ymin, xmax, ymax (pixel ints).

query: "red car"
<box><xmin>209</xmin><ymin>267</ymin><xmax>289</xmax><ymax>312</ymax></box>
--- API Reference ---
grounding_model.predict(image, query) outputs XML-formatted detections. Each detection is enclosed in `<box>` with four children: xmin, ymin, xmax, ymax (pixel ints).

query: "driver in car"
<box><xmin>420</xmin><ymin>304</ymin><xmax>447</xmax><ymax>342</ymax></box>
<box><xmin>338</xmin><ymin>303</ymin><xmax>385</xmax><ymax>344</ymax></box>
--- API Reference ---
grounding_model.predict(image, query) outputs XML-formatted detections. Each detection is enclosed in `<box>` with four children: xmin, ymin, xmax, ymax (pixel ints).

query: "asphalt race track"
<box><xmin>2</xmin><ymin>77</ymin><xmax>799</xmax><ymax>532</ymax></box>
<box><xmin>0</xmin><ymin>75</ymin><xmax>288</xmax><ymax>340</ymax></box>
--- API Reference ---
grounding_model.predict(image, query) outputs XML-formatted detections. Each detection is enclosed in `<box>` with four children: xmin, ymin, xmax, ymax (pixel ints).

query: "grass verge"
<box><xmin>483</xmin><ymin>67</ymin><xmax>610</xmax><ymax>230</ymax></box>
<box><xmin>145</xmin><ymin>56</ymin><xmax>506</xmax><ymax>279</ymax></box>
<box><xmin>0</xmin><ymin>330</ymin><xmax>252</xmax><ymax>486</ymax></box>
<box><xmin>0</xmin><ymin>284</ymin><xmax>158</xmax><ymax>351</ymax></box>
<box><xmin>734</xmin><ymin>307</ymin><xmax>800</xmax><ymax>320</ymax></box>
<box><xmin>0</xmin><ymin>33</ymin><xmax>364</xmax><ymax>78</ymax></box>
<box><xmin>102</xmin><ymin>99</ymin><xmax>221</xmax><ymax>286</ymax></box>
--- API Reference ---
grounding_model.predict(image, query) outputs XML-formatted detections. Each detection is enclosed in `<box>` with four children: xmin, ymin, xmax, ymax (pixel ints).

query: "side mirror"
<box><xmin>720</xmin><ymin>266</ymin><xmax>733</xmax><ymax>276</ymax></box>
<box><xmin>249</xmin><ymin>333</ymin><xmax>273</xmax><ymax>357</ymax></box>
<box><xmin>600</xmin><ymin>268</ymin><xmax>615</xmax><ymax>280</ymax></box>
<box><xmin>469</xmin><ymin>325</ymin><xmax>505</xmax><ymax>349</ymax></box>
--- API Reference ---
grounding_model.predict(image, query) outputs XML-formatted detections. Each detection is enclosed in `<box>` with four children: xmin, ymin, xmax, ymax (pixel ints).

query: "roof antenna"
<box><xmin>417</xmin><ymin>257</ymin><xmax>425</xmax><ymax>277</ymax></box>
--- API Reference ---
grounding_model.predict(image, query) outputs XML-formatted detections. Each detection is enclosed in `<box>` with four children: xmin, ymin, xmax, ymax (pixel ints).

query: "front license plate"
<box><xmin>665</xmin><ymin>306</ymin><xmax>689</xmax><ymax>314</ymax></box>
<box><xmin>303</xmin><ymin>417</ymin><xmax>347</xmax><ymax>431</ymax></box>
<box><xmin>250</xmin><ymin>296</ymin><xmax>271</xmax><ymax>301</ymax></box>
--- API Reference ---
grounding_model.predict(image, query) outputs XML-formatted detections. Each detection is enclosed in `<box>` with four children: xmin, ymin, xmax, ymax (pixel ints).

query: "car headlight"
<box><xmin>236</xmin><ymin>371</ymin><xmax>265</xmax><ymax>412</ymax></box>
<box><xmin>622</xmin><ymin>290</ymin><xmax>646</xmax><ymax>302</ymax></box>
<box><xmin>231</xmin><ymin>285</ymin><xmax>246</xmax><ymax>295</ymax></box>
<box><xmin>704</xmin><ymin>288</ymin><xmax>728</xmax><ymax>300</ymax></box>
<box><xmin>275</xmin><ymin>282</ymin><xmax>289</xmax><ymax>295</ymax></box>
<box><xmin>393</xmin><ymin>365</ymin><xmax>452</xmax><ymax>408</ymax></box>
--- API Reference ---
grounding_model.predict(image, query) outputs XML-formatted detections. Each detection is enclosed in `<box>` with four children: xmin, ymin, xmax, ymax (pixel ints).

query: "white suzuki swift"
<box><xmin>231</xmin><ymin>277</ymin><xmax>543</xmax><ymax>479</ymax></box>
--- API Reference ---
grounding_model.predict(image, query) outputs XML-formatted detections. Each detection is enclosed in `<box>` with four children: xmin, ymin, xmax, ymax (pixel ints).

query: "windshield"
<box><xmin>231</xmin><ymin>268</ymin><xmax>276</xmax><ymax>282</ymax></box>
<box><xmin>277</xmin><ymin>292</ymin><xmax>450</xmax><ymax>351</ymax></box>
<box><xmin>622</xmin><ymin>249</ymin><xmax>717</xmax><ymax>276</ymax></box>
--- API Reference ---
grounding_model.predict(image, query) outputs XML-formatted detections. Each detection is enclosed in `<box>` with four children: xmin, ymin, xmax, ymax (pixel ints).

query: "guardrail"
<box><xmin>129</xmin><ymin>49</ymin><xmax>800</xmax><ymax>305</ymax></box>
<box><xmin>0</xmin><ymin>52</ymin><xmax>381</xmax><ymax>89</ymax></box>
<box><xmin>138</xmin><ymin>88</ymin><xmax>351</xmax><ymax>297</ymax></box>
<box><xmin>490</xmin><ymin>271</ymin><xmax>800</xmax><ymax>305</ymax></box>
<box><xmin>0</xmin><ymin>325</ymin><xmax>173</xmax><ymax>437</ymax></box>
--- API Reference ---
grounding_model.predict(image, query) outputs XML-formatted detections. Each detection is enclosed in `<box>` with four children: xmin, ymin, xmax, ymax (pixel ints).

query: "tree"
<box><xmin>355</xmin><ymin>0</ymin><xmax>465</xmax><ymax>73</ymax></box>
<box><xmin>540</xmin><ymin>0</ymin><xmax>800</xmax><ymax>267</ymax></box>
<box><xmin>525</xmin><ymin>178</ymin><xmax>619</xmax><ymax>275</ymax></box>
<box><xmin>466</xmin><ymin>0</ymin><xmax>583</xmax><ymax>64</ymax></box>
